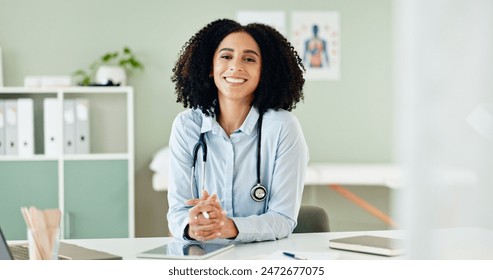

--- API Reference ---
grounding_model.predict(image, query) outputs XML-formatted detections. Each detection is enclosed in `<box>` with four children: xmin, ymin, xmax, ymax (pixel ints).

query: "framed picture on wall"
<box><xmin>291</xmin><ymin>11</ymin><xmax>341</xmax><ymax>81</ymax></box>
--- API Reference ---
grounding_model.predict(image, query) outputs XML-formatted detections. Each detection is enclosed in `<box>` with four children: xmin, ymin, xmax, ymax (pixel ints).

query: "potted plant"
<box><xmin>73</xmin><ymin>46</ymin><xmax>144</xmax><ymax>86</ymax></box>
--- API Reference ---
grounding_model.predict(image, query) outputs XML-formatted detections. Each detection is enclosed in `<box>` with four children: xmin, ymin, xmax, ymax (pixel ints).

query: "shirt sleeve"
<box><xmin>232</xmin><ymin>114</ymin><xmax>309</xmax><ymax>243</ymax></box>
<box><xmin>166</xmin><ymin>113</ymin><xmax>195</xmax><ymax>240</ymax></box>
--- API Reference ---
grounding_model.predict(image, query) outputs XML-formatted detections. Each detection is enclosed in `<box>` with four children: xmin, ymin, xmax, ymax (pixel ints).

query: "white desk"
<box><xmin>62</xmin><ymin>230</ymin><xmax>405</xmax><ymax>260</ymax></box>
<box><xmin>304</xmin><ymin>163</ymin><xmax>401</xmax><ymax>188</ymax></box>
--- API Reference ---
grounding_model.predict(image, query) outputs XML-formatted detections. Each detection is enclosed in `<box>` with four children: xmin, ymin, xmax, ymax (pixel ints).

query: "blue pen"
<box><xmin>283</xmin><ymin>251</ymin><xmax>308</xmax><ymax>260</ymax></box>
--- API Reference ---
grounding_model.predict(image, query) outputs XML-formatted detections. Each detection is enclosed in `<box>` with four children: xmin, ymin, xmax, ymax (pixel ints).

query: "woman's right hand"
<box><xmin>186</xmin><ymin>190</ymin><xmax>226</xmax><ymax>241</ymax></box>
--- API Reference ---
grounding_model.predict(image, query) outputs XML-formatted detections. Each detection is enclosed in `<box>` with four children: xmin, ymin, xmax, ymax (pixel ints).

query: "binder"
<box><xmin>0</xmin><ymin>47</ymin><xmax>3</xmax><ymax>87</ymax></box>
<box><xmin>17</xmin><ymin>98</ymin><xmax>34</xmax><ymax>156</ymax></box>
<box><xmin>63</xmin><ymin>99</ymin><xmax>76</xmax><ymax>154</ymax></box>
<box><xmin>0</xmin><ymin>100</ymin><xmax>5</xmax><ymax>155</ymax></box>
<box><xmin>44</xmin><ymin>98</ymin><xmax>60</xmax><ymax>156</ymax></box>
<box><xmin>75</xmin><ymin>98</ymin><xmax>90</xmax><ymax>154</ymax></box>
<box><xmin>5</xmin><ymin>100</ymin><xmax>18</xmax><ymax>155</ymax></box>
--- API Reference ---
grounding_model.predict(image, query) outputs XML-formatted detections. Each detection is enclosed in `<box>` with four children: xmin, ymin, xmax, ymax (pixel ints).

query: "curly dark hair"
<box><xmin>171</xmin><ymin>18</ymin><xmax>305</xmax><ymax>116</ymax></box>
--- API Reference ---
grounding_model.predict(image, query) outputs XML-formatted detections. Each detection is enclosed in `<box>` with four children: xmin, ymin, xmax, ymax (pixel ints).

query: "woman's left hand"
<box><xmin>186</xmin><ymin>190</ymin><xmax>238</xmax><ymax>240</ymax></box>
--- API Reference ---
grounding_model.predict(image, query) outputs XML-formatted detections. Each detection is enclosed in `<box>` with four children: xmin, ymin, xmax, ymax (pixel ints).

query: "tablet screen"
<box><xmin>137</xmin><ymin>241</ymin><xmax>234</xmax><ymax>260</ymax></box>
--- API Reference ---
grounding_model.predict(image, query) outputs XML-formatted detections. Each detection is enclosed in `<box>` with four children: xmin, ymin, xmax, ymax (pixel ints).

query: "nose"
<box><xmin>229</xmin><ymin>59</ymin><xmax>243</xmax><ymax>71</ymax></box>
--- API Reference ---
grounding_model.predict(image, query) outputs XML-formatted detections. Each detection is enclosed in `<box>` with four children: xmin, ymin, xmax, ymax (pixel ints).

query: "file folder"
<box><xmin>63</xmin><ymin>99</ymin><xmax>76</xmax><ymax>154</ymax></box>
<box><xmin>75</xmin><ymin>98</ymin><xmax>90</xmax><ymax>154</ymax></box>
<box><xmin>17</xmin><ymin>98</ymin><xmax>34</xmax><ymax>156</ymax></box>
<box><xmin>0</xmin><ymin>100</ymin><xmax>5</xmax><ymax>155</ymax></box>
<box><xmin>0</xmin><ymin>47</ymin><xmax>3</xmax><ymax>87</ymax></box>
<box><xmin>44</xmin><ymin>98</ymin><xmax>60</xmax><ymax>156</ymax></box>
<box><xmin>5</xmin><ymin>100</ymin><xmax>18</xmax><ymax>155</ymax></box>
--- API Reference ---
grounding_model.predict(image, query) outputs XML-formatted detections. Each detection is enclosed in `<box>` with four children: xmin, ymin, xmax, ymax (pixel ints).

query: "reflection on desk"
<box><xmin>63</xmin><ymin>230</ymin><xmax>405</xmax><ymax>260</ymax></box>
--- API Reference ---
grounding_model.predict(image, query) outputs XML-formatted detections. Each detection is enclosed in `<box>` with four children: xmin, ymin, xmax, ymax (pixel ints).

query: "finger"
<box><xmin>193</xmin><ymin>203</ymin><xmax>216</xmax><ymax>215</ymax></box>
<box><xmin>190</xmin><ymin>213</ymin><xmax>219</xmax><ymax>225</ymax></box>
<box><xmin>195</xmin><ymin>220</ymin><xmax>223</xmax><ymax>231</ymax></box>
<box><xmin>207</xmin><ymin>193</ymin><xmax>219</xmax><ymax>203</ymax></box>
<box><xmin>186</xmin><ymin>198</ymin><xmax>202</xmax><ymax>206</ymax></box>
<box><xmin>196</xmin><ymin>200</ymin><xmax>223</xmax><ymax>213</ymax></box>
<box><xmin>201</xmin><ymin>189</ymin><xmax>210</xmax><ymax>199</ymax></box>
<box><xmin>202</xmin><ymin>197</ymin><xmax>222</xmax><ymax>211</ymax></box>
<box><xmin>200</xmin><ymin>230</ymin><xmax>222</xmax><ymax>241</ymax></box>
<box><xmin>186</xmin><ymin>195</ymin><xmax>218</xmax><ymax>206</ymax></box>
<box><xmin>197</xmin><ymin>210</ymin><xmax>223</xmax><ymax>220</ymax></box>
<box><xmin>188</xmin><ymin>200</ymin><xmax>223</xmax><ymax>224</ymax></box>
<box><xmin>189</xmin><ymin>214</ymin><xmax>225</xmax><ymax>229</ymax></box>
<box><xmin>186</xmin><ymin>201</ymin><xmax>210</xmax><ymax>208</ymax></box>
<box><xmin>193</xmin><ymin>228</ymin><xmax>222</xmax><ymax>241</ymax></box>
<box><xmin>189</xmin><ymin>212</ymin><xmax>211</xmax><ymax>225</ymax></box>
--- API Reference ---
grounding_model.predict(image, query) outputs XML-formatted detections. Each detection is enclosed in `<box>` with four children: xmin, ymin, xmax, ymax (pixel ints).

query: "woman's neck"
<box><xmin>217</xmin><ymin>101</ymin><xmax>251</xmax><ymax>136</ymax></box>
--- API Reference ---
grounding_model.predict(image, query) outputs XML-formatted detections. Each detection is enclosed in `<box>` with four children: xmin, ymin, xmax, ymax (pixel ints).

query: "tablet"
<box><xmin>136</xmin><ymin>241</ymin><xmax>235</xmax><ymax>260</ymax></box>
<box><xmin>328</xmin><ymin>235</ymin><xmax>405</xmax><ymax>257</ymax></box>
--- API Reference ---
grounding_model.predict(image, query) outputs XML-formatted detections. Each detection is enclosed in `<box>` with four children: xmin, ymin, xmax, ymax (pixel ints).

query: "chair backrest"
<box><xmin>293</xmin><ymin>204</ymin><xmax>330</xmax><ymax>233</ymax></box>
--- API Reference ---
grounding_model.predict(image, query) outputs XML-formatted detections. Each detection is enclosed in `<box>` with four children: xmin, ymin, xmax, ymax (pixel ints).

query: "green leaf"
<box><xmin>73</xmin><ymin>46</ymin><xmax>144</xmax><ymax>86</ymax></box>
<box><xmin>72</xmin><ymin>69</ymin><xmax>86</xmax><ymax>76</ymax></box>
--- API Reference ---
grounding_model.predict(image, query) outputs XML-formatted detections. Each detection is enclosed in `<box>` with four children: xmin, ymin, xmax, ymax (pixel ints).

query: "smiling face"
<box><xmin>211</xmin><ymin>31</ymin><xmax>262</xmax><ymax>106</ymax></box>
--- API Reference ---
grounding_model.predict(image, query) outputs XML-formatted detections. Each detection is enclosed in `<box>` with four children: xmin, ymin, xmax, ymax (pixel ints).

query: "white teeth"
<box><xmin>225</xmin><ymin>77</ymin><xmax>246</xmax><ymax>84</ymax></box>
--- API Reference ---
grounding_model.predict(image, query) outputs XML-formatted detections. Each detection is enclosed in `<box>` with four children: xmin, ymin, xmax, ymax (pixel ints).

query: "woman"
<box><xmin>167</xmin><ymin>18</ymin><xmax>308</xmax><ymax>243</ymax></box>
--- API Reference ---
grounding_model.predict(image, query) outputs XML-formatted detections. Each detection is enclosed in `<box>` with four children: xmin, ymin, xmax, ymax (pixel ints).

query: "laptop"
<box><xmin>328</xmin><ymin>235</ymin><xmax>405</xmax><ymax>257</ymax></box>
<box><xmin>0</xmin><ymin>226</ymin><xmax>122</xmax><ymax>260</ymax></box>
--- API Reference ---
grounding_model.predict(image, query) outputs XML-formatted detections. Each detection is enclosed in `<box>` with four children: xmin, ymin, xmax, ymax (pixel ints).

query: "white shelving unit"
<box><xmin>0</xmin><ymin>86</ymin><xmax>134</xmax><ymax>239</ymax></box>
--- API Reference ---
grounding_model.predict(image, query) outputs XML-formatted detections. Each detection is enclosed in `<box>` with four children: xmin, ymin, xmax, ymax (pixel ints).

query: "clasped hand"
<box><xmin>186</xmin><ymin>190</ymin><xmax>238</xmax><ymax>241</ymax></box>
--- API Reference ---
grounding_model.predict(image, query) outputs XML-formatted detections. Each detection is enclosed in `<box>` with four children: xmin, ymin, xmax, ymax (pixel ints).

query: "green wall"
<box><xmin>0</xmin><ymin>0</ymin><xmax>393</xmax><ymax>237</ymax></box>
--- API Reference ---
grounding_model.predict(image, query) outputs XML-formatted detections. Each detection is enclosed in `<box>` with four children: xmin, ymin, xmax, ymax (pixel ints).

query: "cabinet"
<box><xmin>0</xmin><ymin>87</ymin><xmax>134</xmax><ymax>240</ymax></box>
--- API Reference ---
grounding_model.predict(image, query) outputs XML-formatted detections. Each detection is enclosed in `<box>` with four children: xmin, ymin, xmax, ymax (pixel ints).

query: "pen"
<box><xmin>283</xmin><ymin>251</ymin><xmax>308</xmax><ymax>260</ymax></box>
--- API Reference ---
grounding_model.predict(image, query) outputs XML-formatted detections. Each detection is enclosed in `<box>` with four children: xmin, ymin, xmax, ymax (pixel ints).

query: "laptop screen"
<box><xmin>0</xmin><ymin>227</ymin><xmax>14</xmax><ymax>260</ymax></box>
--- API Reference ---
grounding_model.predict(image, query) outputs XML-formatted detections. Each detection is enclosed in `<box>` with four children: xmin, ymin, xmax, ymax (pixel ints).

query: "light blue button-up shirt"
<box><xmin>167</xmin><ymin>106</ymin><xmax>309</xmax><ymax>243</ymax></box>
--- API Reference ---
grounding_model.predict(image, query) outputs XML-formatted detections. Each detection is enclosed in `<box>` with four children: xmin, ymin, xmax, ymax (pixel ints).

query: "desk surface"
<box><xmin>62</xmin><ymin>230</ymin><xmax>405</xmax><ymax>260</ymax></box>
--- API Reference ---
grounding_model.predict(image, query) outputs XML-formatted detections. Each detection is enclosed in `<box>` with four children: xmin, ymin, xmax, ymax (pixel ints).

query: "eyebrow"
<box><xmin>218</xmin><ymin>48</ymin><xmax>260</xmax><ymax>57</ymax></box>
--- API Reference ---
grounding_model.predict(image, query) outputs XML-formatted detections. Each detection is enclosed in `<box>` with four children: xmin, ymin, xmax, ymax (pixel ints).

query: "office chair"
<box><xmin>293</xmin><ymin>204</ymin><xmax>330</xmax><ymax>233</ymax></box>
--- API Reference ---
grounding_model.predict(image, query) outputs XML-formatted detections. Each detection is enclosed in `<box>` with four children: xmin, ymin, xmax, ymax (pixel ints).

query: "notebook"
<box><xmin>328</xmin><ymin>235</ymin><xmax>405</xmax><ymax>257</ymax></box>
<box><xmin>137</xmin><ymin>240</ymin><xmax>234</xmax><ymax>260</ymax></box>
<box><xmin>0</xmin><ymin>226</ymin><xmax>122</xmax><ymax>260</ymax></box>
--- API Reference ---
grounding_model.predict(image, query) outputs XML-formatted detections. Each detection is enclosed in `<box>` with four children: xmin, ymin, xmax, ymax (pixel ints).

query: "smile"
<box><xmin>224</xmin><ymin>77</ymin><xmax>246</xmax><ymax>84</ymax></box>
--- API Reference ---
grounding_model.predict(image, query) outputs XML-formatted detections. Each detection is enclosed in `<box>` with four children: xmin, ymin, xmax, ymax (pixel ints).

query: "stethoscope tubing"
<box><xmin>190</xmin><ymin>113</ymin><xmax>266</xmax><ymax>202</ymax></box>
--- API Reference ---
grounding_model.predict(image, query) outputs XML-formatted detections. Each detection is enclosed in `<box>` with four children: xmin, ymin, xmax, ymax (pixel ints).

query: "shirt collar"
<box><xmin>200</xmin><ymin>106</ymin><xmax>260</xmax><ymax>135</ymax></box>
<box><xmin>239</xmin><ymin>106</ymin><xmax>260</xmax><ymax>135</ymax></box>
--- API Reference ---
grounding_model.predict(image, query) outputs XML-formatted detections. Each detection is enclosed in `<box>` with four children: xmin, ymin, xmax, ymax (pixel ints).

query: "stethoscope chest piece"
<box><xmin>251</xmin><ymin>183</ymin><xmax>267</xmax><ymax>202</ymax></box>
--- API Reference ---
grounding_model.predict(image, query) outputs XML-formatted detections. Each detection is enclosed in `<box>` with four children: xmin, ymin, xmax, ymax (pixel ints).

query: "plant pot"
<box><xmin>95</xmin><ymin>65</ymin><xmax>126</xmax><ymax>86</ymax></box>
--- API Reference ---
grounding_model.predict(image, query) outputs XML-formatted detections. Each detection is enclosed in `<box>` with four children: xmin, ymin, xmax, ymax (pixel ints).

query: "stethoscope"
<box><xmin>190</xmin><ymin>113</ymin><xmax>267</xmax><ymax>202</ymax></box>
